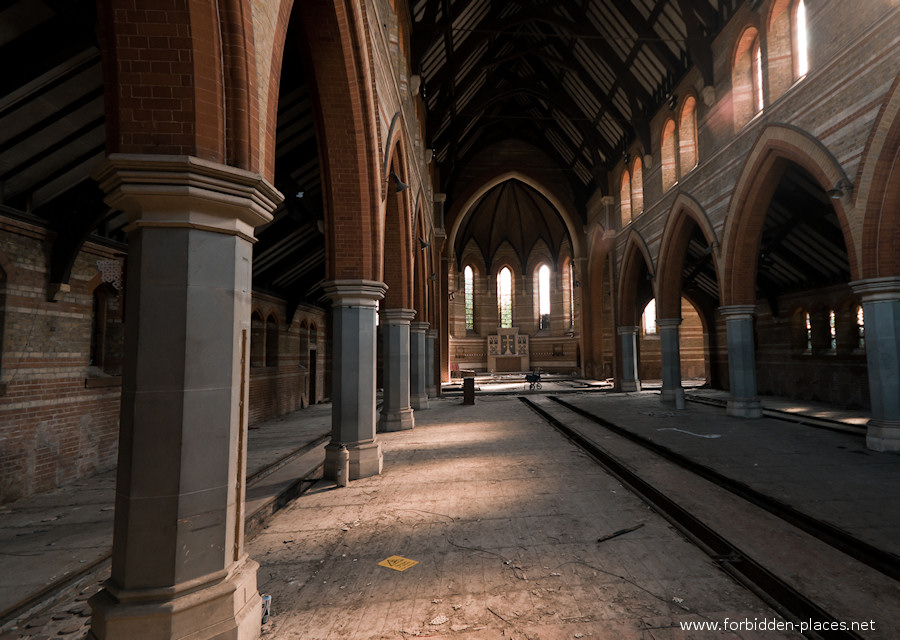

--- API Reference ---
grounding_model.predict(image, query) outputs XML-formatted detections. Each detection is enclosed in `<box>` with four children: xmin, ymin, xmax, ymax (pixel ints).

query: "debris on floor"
<box><xmin>377</xmin><ymin>555</ymin><xmax>419</xmax><ymax>571</ymax></box>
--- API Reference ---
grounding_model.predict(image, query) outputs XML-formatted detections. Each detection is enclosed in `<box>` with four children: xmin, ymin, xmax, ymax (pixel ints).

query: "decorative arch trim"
<box><xmin>617</xmin><ymin>229</ymin><xmax>656</xmax><ymax>325</ymax></box>
<box><xmin>445</xmin><ymin>169</ymin><xmax>585</xmax><ymax>260</ymax></box>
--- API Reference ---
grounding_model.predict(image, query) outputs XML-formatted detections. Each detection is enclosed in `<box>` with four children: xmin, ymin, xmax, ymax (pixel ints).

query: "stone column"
<box><xmin>380</xmin><ymin>308</ymin><xmax>416</xmax><ymax>431</ymax></box>
<box><xmin>322</xmin><ymin>280</ymin><xmax>387</xmax><ymax>480</ymax></box>
<box><xmin>88</xmin><ymin>155</ymin><xmax>280</xmax><ymax>640</ymax></box>
<box><xmin>410</xmin><ymin>321</ymin><xmax>429</xmax><ymax>410</ymax></box>
<box><xmin>851</xmin><ymin>277</ymin><xmax>900</xmax><ymax>452</ymax></box>
<box><xmin>658</xmin><ymin>317</ymin><xmax>685</xmax><ymax>407</ymax></box>
<box><xmin>720</xmin><ymin>304</ymin><xmax>762</xmax><ymax>418</ymax></box>
<box><xmin>617</xmin><ymin>326</ymin><xmax>641</xmax><ymax>391</ymax></box>
<box><xmin>426</xmin><ymin>329</ymin><xmax>438</xmax><ymax>397</ymax></box>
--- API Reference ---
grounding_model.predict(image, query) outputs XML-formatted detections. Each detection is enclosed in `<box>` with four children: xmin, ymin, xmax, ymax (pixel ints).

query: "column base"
<box><xmin>661</xmin><ymin>387</ymin><xmax>685</xmax><ymax>407</ymax></box>
<box><xmin>411</xmin><ymin>393</ymin><xmax>429</xmax><ymax>410</ymax></box>
<box><xmin>426</xmin><ymin>385</ymin><xmax>437</xmax><ymax>398</ymax></box>
<box><xmin>621</xmin><ymin>380</ymin><xmax>642</xmax><ymax>392</ymax></box>
<box><xmin>726</xmin><ymin>397</ymin><xmax>763</xmax><ymax>418</ymax></box>
<box><xmin>88</xmin><ymin>557</ymin><xmax>261</xmax><ymax>640</ymax></box>
<box><xmin>325</xmin><ymin>440</ymin><xmax>383</xmax><ymax>480</ymax></box>
<box><xmin>379</xmin><ymin>407</ymin><xmax>415</xmax><ymax>432</ymax></box>
<box><xmin>866</xmin><ymin>420</ymin><xmax>900</xmax><ymax>453</ymax></box>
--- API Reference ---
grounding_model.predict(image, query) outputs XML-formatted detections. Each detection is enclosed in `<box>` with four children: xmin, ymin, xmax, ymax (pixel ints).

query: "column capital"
<box><xmin>851</xmin><ymin>277</ymin><xmax>900</xmax><ymax>302</ymax></box>
<box><xmin>600</xmin><ymin>195</ymin><xmax>616</xmax><ymax>207</ymax></box>
<box><xmin>323</xmin><ymin>280</ymin><xmax>387</xmax><ymax>308</ymax></box>
<box><xmin>410</xmin><ymin>321</ymin><xmax>430</xmax><ymax>333</ymax></box>
<box><xmin>426</xmin><ymin>329</ymin><xmax>439</xmax><ymax>339</ymax></box>
<box><xmin>433</xmin><ymin>193</ymin><xmax>447</xmax><ymax>203</ymax></box>
<box><xmin>719</xmin><ymin>304</ymin><xmax>757</xmax><ymax>320</ymax></box>
<box><xmin>381</xmin><ymin>308</ymin><xmax>417</xmax><ymax>324</ymax></box>
<box><xmin>657</xmin><ymin>317</ymin><xmax>683</xmax><ymax>329</ymax></box>
<box><xmin>93</xmin><ymin>154</ymin><xmax>282</xmax><ymax>242</ymax></box>
<box><xmin>617</xmin><ymin>325</ymin><xmax>640</xmax><ymax>335</ymax></box>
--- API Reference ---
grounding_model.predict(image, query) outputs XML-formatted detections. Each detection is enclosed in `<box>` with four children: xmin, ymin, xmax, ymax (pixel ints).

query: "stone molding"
<box><xmin>93</xmin><ymin>154</ymin><xmax>282</xmax><ymax>243</ymax></box>
<box><xmin>616</xmin><ymin>325</ymin><xmax>640</xmax><ymax>335</ymax></box>
<box><xmin>850</xmin><ymin>277</ymin><xmax>900</xmax><ymax>303</ymax></box>
<box><xmin>410</xmin><ymin>321</ymin><xmax>430</xmax><ymax>333</ymax></box>
<box><xmin>656</xmin><ymin>317</ymin><xmax>683</xmax><ymax>329</ymax></box>
<box><xmin>381</xmin><ymin>308</ymin><xmax>416</xmax><ymax>324</ymax></box>
<box><xmin>719</xmin><ymin>304</ymin><xmax>757</xmax><ymax>320</ymax></box>
<box><xmin>322</xmin><ymin>280</ymin><xmax>388</xmax><ymax>308</ymax></box>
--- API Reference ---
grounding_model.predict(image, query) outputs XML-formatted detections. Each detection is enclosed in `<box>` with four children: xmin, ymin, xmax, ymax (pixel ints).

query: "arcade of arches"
<box><xmin>0</xmin><ymin>0</ymin><xmax>898</xmax><ymax>638</ymax></box>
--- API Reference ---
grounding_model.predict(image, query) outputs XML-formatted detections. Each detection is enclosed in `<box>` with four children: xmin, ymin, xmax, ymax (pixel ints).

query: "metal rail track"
<box><xmin>519</xmin><ymin>396</ymin><xmax>865</xmax><ymax>640</ymax></box>
<box><xmin>546</xmin><ymin>395</ymin><xmax>900</xmax><ymax>583</ymax></box>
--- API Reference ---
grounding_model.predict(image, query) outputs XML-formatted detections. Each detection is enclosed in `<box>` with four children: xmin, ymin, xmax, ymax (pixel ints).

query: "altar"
<box><xmin>487</xmin><ymin>327</ymin><xmax>530</xmax><ymax>372</ymax></box>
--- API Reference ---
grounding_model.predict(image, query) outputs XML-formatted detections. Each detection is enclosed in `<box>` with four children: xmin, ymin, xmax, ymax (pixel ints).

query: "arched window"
<box><xmin>678</xmin><ymin>96</ymin><xmax>698</xmax><ymax>174</ymax></box>
<box><xmin>661</xmin><ymin>119</ymin><xmax>677</xmax><ymax>191</ymax></box>
<box><xmin>90</xmin><ymin>283</ymin><xmax>123</xmax><ymax>375</ymax></box>
<box><xmin>631</xmin><ymin>157</ymin><xmax>644</xmax><ymax>215</ymax></box>
<box><xmin>733</xmin><ymin>27</ymin><xmax>763</xmax><ymax>128</ymax></box>
<box><xmin>828</xmin><ymin>309</ymin><xmax>837</xmax><ymax>351</ymax></box>
<box><xmin>642</xmin><ymin>299</ymin><xmax>657</xmax><ymax>335</ymax></box>
<box><xmin>464</xmin><ymin>265</ymin><xmax>475</xmax><ymax>331</ymax></box>
<box><xmin>250</xmin><ymin>311</ymin><xmax>265</xmax><ymax>367</ymax></box>
<box><xmin>754</xmin><ymin>39</ymin><xmax>764</xmax><ymax>112</ymax></box>
<box><xmin>795</xmin><ymin>0</ymin><xmax>808</xmax><ymax>78</ymax></box>
<box><xmin>265</xmin><ymin>314</ymin><xmax>278</xmax><ymax>366</ymax></box>
<box><xmin>620</xmin><ymin>169</ymin><xmax>632</xmax><ymax>226</ymax></box>
<box><xmin>497</xmin><ymin>267</ymin><xmax>513</xmax><ymax>329</ymax></box>
<box><xmin>768</xmin><ymin>0</ymin><xmax>807</xmax><ymax>99</ymax></box>
<box><xmin>856</xmin><ymin>305</ymin><xmax>865</xmax><ymax>349</ymax></box>
<box><xmin>804</xmin><ymin>311</ymin><xmax>812</xmax><ymax>351</ymax></box>
<box><xmin>538</xmin><ymin>264</ymin><xmax>551</xmax><ymax>330</ymax></box>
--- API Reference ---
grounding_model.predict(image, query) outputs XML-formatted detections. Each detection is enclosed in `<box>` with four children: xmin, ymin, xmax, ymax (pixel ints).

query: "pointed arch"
<box><xmin>857</xmin><ymin>75</ymin><xmax>900</xmax><ymax>279</ymax></box>
<box><xmin>618</xmin><ymin>230</ymin><xmax>656</xmax><ymax>326</ymax></box>
<box><xmin>270</xmin><ymin>0</ymin><xmax>382</xmax><ymax>281</ymax></box>
<box><xmin>382</xmin><ymin>135</ymin><xmax>414</xmax><ymax>309</ymax></box>
<box><xmin>445</xmin><ymin>168</ymin><xmax>585</xmax><ymax>260</ymax></box>
<box><xmin>657</xmin><ymin>193</ymin><xmax>721</xmax><ymax>319</ymax></box>
<box><xmin>721</xmin><ymin>124</ymin><xmax>860</xmax><ymax>305</ymax></box>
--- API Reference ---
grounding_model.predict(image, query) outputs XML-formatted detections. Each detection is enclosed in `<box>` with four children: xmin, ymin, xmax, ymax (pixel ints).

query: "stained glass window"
<box><xmin>464</xmin><ymin>265</ymin><xmax>474</xmax><ymax>331</ymax></box>
<box><xmin>498</xmin><ymin>267</ymin><xmax>513</xmax><ymax>328</ymax></box>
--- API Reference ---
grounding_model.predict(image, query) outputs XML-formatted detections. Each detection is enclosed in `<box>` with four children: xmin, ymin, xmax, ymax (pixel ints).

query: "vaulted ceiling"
<box><xmin>412</xmin><ymin>0</ymin><xmax>737</xmax><ymax>200</ymax></box>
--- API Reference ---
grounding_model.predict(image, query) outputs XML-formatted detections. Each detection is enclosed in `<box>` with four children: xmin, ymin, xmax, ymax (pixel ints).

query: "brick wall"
<box><xmin>0</xmin><ymin>220</ymin><xmax>123</xmax><ymax>503</ymax></box>
<box><xmin>247</xmin><ymin>293</ymin><xmax>327</xmax><ymax>425</ymax></box>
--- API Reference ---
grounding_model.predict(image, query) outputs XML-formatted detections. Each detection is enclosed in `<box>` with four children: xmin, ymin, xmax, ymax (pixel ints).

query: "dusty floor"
<box><xmin>249</xmin><ymin>395</ymin><xmax>797</xmax><ymax>639</ymax></box>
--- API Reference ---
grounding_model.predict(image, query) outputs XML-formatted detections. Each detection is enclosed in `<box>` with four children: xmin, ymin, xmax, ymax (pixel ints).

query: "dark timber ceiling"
<box><xmin>412</xmin><ymin>0</ymin><xmax>737</xmax><ymax>198</ymax></box>
<box><xmin>755</xmin><ymin>164</ymin><xmax>850</xmax><ymax>311</ymax></box>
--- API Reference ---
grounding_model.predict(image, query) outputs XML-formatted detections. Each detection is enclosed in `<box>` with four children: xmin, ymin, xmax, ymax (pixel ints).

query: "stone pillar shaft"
<box><xmin>658</xmin><ymin>318</ymin><xmax>684</xmax><ymax>406</ymax></box>
<box><xmin>322</xmin><ymin>280</ymin><xmax>387</xmax><ymax>479</ymax></box>
<box><xmin>426</xmin><ymin>329</ymin><xmax>438</xmax><ymax>397</ymax></box>
<box><xmin>410</xmin><ymin>322</ymin><xmax>429</xmax><ymax>409</ymax></box>
<box><xmin>88</xmin><ymin>154</ymin><xmax>280</xmax><ymax>640</ymax></box>
<box><xmin>721</xmin><ymin>304</ymin><xmax>762</xmax><ymax>418</ymax></box>
<box><xmin>852</xmin><ymin>277</ymin><xmax>900</xmax><ymax>452</ymax></box>
<box><xmin>617</xmin><ymin>326</ymin><xmax>641</xmax><ymax>392</ymax></box>
<box><xmin>380</xmin><ymin>308</ymin><xmax>416</xmax><ymax>431</ymax></box>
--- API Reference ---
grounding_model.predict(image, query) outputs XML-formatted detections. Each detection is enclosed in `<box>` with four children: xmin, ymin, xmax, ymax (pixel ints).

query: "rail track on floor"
<box><xmin>520</xmin><ymin>395</ymin><xmax>899</xmax><ymax>640</ymax></box>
